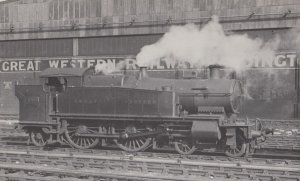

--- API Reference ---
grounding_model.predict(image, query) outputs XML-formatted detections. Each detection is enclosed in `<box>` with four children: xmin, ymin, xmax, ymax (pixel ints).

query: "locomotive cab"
<box><xmin>40</xmin><ymin>67</ymin><xmax>93</xmax><ymax>87</ymax></box>
<box><xmin>44</xmin><ymin>77</ymin><xmax>66</xmax><ymax>92</ymax></box>
<box><xmin>40</xmin><ymin>67</ymin><xmax>95</xmax><ymax>114</ymax></box>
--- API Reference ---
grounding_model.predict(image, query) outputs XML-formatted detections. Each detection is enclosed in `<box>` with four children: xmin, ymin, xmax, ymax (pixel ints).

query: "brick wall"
<box><xmin>0</xmin><ymin>0</ymin><xmax>299</xmax><ymax>40</ymax></box>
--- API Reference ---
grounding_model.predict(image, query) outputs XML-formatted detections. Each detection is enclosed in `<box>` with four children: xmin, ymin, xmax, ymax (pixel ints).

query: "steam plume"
<box><xmin>136</xmin><ymin>16</ymin><xmax>279</xmax><ymax>71</ymax></box>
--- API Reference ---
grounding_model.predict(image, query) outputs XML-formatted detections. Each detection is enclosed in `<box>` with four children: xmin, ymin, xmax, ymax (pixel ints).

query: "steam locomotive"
<box><xmin>15</xmin><ymin>65</ymin><xmax>264</xmax><ymax>157</ymax></box>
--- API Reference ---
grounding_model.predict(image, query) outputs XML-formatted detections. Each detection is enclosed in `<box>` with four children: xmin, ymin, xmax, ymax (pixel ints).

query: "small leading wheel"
<box><xmin>225</xmin><ymin>133</ymin><xmax>247</xmax><ymax>158</ymax></box>
<box><xmin>30</xmin><ymin>129</ymin><xmax>50</xmax><ymax>147</ymax></box>
<box><xmin>65</xmin><ymin>124</ymin><xmax>100</xmax><ymax>149</ymax></box>
<box><xmin>174</xmin><ymin>139</ymin><xmax>196</xmax><ymax>155</ymax></box>
<box><xmin>115</xmin><ymin>125</ymin><xmax>151</xmax><ymax>152</ymax></box>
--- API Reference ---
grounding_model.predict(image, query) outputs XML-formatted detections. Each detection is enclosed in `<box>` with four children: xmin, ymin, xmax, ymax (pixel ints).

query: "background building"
<box><xmin>0</xmin><ymin>0</ymin><xmax>299</xmax><ymax>119</ymax></box>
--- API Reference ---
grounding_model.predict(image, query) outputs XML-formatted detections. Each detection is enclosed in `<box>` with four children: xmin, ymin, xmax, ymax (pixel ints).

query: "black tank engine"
<box><xmin>15</xmin><ymin>66</ymin><xmax>263</xmax><ymax>157</ymax></box>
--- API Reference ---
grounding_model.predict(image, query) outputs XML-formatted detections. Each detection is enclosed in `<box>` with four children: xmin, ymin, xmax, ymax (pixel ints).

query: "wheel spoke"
<box><xmin>186</xmin><ymin>145</ymin><xmax>190</xmax><ymax>150</ymax></box>
<box><xmin>31</xmin><ymin>130</ymin><xmax>49</xmax><ymax>147</ymax></box>
<box><xmin>225</xmin><ymin>133</ymin><xmax>247</xmax><ymax>158</ymax></box>
<box><xmin>80</xmin><ymin>138</ymin><xmax>83</xmax><ymax>147</ymax></box>
<box><xmin>83</xmin><ymin>139</ymin><xmax>87</xmax><ymax>147</ymax></box>
<box><xmin>87</xmin><ymin>129</ymin><xmax>98</xmax><ymax>134</ymax></box>
<box><xmin>86</xmin><ymin>138</ymin><xmax>91</xmax><ymax>145</ymax></box>
<box><xmin>65</xmin><ymin>123</ymin><xmax>100</xmax><ymax>149</ymax></box>
<box><xmin>136</xmin><ymin>139</ymin><xmax>141</xmax><ymax>148</ymax></box>
<box><xmin>129</xmin><ymin>140</ymin><xmax>132</xmax><ymax>149</ymax></box>
<box><xmin>174</xmin><ymin>140</ymin><xmax>196</xmax><ymax>155</ymax></box>
<box><xmin>75</xmin><ymin>138</ymin><xmax>79</xmax><ymax>145</ymax></box>
<box><xmin>133</xmin><ymin>140</ymin><xmax>136</xmax><ymax>149</ymax></box>
<box><xmin>115</xmin><ymin>125</ymin><xmax>151</xmax><ymax>152</ymax></box>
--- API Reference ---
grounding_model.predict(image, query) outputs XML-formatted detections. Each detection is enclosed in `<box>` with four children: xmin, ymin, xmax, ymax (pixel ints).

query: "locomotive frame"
<box><xmin>15</xmin><ymin>67</ymin><xmax>263</xmax><ymax>157</ymax></box>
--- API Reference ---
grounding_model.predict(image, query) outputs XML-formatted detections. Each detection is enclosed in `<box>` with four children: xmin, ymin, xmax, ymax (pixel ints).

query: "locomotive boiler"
<box><xmin>15</xmin><ymin>65</ymin><xmax>263</xmax><ymax>157</ymax></box>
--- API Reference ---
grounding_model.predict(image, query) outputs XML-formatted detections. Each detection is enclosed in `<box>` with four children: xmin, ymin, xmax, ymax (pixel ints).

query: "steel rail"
<box><xmin>258</xmin><ymin>135</ymin><xmax>300</xmax><ymax>150</ymax></box>
<box><xmin>0</xmin><ymin>143</ymin><xmax>299</xmax><ymax>167</ymax></box>
<box><xmin>0</xmin><ymin>162</ymin><xmax>228</xmax><ymax>181</ymax></box>
<box><xmin>0</xmin><ymin>147</ymin><xmax>299</xmax><ymax>180</ymax></box>
<box><xmin>0</xmin><ymin>114</ymin><xmax>19</xmax><ymax>120</ymax></box>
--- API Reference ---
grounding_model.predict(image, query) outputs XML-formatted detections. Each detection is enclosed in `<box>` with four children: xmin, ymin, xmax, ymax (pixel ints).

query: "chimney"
<box><xmin>208</xmin><ymin>64</ymin><xmax>225</xmax><ymax>79</ymax></box>
<box><xmin>229</xmin><ymin>71</ymin><xmax>236</xmax><ymax>79</ymax></box>
<box><xmin>138</xmin><ymin>66</ymin><xmax>148</xmax><ymax>80</ymax></box>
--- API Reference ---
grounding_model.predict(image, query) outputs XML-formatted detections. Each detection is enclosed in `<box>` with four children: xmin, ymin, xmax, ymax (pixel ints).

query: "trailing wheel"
<box><xmin>65</xmin><ymin>123</ymin><xmax>100</xmax><ymax>149</ymax></box>
<box><xmin>174</xmin><ymin>139</ymin><xmax>196</xmax><ymax>155</ymax></box>
<box><xmin>114</xmin><ymin>125</ymin><xmax>151</xmax><ymax>152</ymax></box>
<box><xmin>30</xmin><ymin>129</ymin><xmax>50</xmax><ymax>147</ymax></box>
<box><xmin>225</xmin><ymin>133</ymin><xmax>247</xmax><ymax>157</ymax></box>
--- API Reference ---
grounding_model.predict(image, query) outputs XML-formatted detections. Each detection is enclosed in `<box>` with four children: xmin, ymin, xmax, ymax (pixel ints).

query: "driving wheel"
<box><xmin>65</xmin><ymin>123</ymin><xmax>100</xmax><ymax>149</ymax></box>
<box><xmin>115</xmin><ymin>125</ymin><xmax>151</xmax><ymax>152</ymax></box>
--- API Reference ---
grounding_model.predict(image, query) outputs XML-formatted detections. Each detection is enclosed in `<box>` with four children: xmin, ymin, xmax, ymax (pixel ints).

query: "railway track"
<box><xmin>0</xmin><ymin>128</ymin><xmax>26</xmax><ymax>138</ymax></box>
<box><xmin>0</xmin><ymin>144</ymin><xmax>299</xmax><ymax>166</ymax></box>
<box><xmin>0</xmin><ymin>113</ymin><xmax>19</xmax><ymax>120</ymax></box>
<box><xmin>0</xmin><ymin>162</ymin><xmax>229</xmax><ymax>181</ymax></box>
<box><xmin>258</xmin><ymin>135</ymin><xmax>300</xmax><ymax>151</ymax></box>
<box><xmin>0</xmin><ymin>120</ymin><xmax>298</xmax><ymax>180</ymax></box>
<box><xmin>0</xmin><ymin>145</ymin><xmax>299</xmax><ymax>181</ymax></box>
<box><xmin>259</xmin><ymin>119</ymin><xmax>300</xmax><ymax>131</ymax></box>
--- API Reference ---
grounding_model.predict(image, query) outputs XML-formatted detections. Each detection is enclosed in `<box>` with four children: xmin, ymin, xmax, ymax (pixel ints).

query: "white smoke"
<box><xmin>95</xmin><ymin>63</ymin><xmax>111</xmax><ymax>74</ymax></box>
<box><xmin>95</xmin><ymin>60</ymin><xmax>127</xmax><ymax>75</ymax></box>
<box><xmin>95</xmin><ymin>63</ymin><xmax>118</xmax><ymax>75</ymax></box>
<box><xmin>136</xmin><ymin>16</ymin><xmax>279</xmax><ymax>71</ymax></box>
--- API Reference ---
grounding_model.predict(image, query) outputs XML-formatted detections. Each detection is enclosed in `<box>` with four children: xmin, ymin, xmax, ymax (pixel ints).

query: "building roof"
<box><xmin>0</xmin><ymin>0</ymin><xmax>18</xmax><ymax>4</ymax></box>
<box><xmin>40</xmin><ymin>67</ymin><xmax>92</xmax><ymax>78</ymax></box>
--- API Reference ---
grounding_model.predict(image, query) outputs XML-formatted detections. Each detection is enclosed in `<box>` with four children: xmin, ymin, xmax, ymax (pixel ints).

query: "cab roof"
<box><xmin>40</xmin><ymin>67</ymin><xmax>93</xmax><ymax>78</ymax></box>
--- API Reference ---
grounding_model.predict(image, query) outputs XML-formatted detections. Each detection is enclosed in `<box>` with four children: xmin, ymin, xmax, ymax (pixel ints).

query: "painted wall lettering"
<box><xmin>0</xmin><ymin>53</ymin><xmax>297</xmax><ymax>72</ymax></box>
